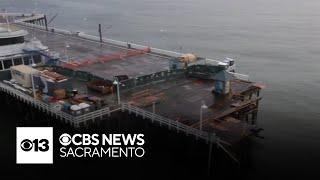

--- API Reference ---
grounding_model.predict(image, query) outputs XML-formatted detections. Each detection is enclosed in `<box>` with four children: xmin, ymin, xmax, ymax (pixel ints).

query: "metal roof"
<box><xmin>0</xmin><ymin>25</ymin><xmax>28</xmax><ymax>39</ymax></box>
<box><xmin>10</xmin><ymin>64</ymin><xmax>39</xmax><ymax>74</ymax></box>
<box><xmin>0</xmin><ymin>38</ymin><xmax>48</xmax><ymax>58</ymax></box>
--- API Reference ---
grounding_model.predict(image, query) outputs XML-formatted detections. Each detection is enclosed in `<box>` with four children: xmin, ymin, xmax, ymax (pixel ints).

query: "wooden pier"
<box><xmin>0</xmin><ymin>13</ymin><xmax>264</xmax><ymax>165</ymax></box>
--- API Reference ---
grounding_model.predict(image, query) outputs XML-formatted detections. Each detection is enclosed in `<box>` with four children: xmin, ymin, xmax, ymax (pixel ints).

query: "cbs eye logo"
<box><xmin>16</xmin><ymin>127</ymin><xmax>53</xmax><ymax>164</ymax></box>
<box><xmin>59</xmin><ymin>133</ymin><xmax>72</xmax><ymax>146</ymax></box>
<box><xmin>20</xmin><ymin>139</ymin><xmax>49</xmax><ymax>152</ymax></box>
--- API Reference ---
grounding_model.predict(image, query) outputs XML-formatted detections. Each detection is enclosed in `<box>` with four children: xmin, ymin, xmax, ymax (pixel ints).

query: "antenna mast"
<box><xmin>32</xmin><ymin>0</ymin><xmax>38</xmax><ymax>39</ymax></box>
<box><xmin>2</xmin><ymin>9</ymin><xmax>11</xmax><ymax>32</ymax></box>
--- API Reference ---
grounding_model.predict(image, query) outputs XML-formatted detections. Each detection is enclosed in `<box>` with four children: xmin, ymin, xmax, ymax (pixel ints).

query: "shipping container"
<box><xmin>10</xmin><ymin>65</ymin><xmax>39</xmax><ymax>88</ymax></box>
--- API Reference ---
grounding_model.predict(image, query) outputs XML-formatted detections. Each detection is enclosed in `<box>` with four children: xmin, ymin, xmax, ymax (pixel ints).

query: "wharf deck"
<box><xmin>0</xmin><ymin>13</ymin><xmax>264</xmax><ymax>164</ymax></box>
<box><xmin>120</xmin><ymin>76</ymin><xmax>260</xmax><ymax>144</ymax></box>
<box><xmin>21</xmin><ymin>25</ymin><xmax>171</xmax><ymax>81</ymax></box>
<box><xmin>1</xmin><ymin>23</ymin><xmax>262</xmax><ymax>145</ymax></box>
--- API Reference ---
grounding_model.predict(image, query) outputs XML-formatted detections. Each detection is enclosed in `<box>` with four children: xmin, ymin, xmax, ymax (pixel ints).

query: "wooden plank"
<box><xmin>191</xmin><ymin>97</ymin><xmax>262</xmax><ymax>128</ymax></box>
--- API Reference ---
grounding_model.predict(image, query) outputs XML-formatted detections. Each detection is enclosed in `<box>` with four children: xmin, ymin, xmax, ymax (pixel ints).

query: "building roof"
<box><xmin>0</xmin><ymin>38</ymin><xmax>48</xmax><ymax>58</ymax></box>
<box><xmin>0</xmin><ymin>25</ymin><xmax>28</xmax><ymax>39</ymax></box>
<box><xmin>40</xmin><ymin>70</ymin><xmax>68</xmax><ymax>82</ymax></box>
<box><xmin>213</xmin><ymin>70</ymin><xmax>235</xmax><ymax>81</ymax></box>
<box><xmin>10</xmin><ymin>64</ymin><xmax>39</xmax><ymax>74</ymax></box>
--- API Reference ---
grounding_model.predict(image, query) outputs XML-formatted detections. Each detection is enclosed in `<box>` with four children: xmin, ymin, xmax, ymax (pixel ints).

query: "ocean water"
<box><xmin>1</xmin><ymin>0</ymin><xmax>320</xmax><ymax>178</ymax></box>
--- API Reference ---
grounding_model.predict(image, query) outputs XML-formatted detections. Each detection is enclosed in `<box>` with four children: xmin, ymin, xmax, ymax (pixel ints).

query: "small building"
<box><xmin>0</xmin><ymin>25</ymin><xmax>48</xmax><ymax>80</ymax></box>
<box><xmin>213</xmin><ymin>70</ymin><xmax>235</xmax><ymax>95</ymax></box>
<box><xmin>187</xmin><ymin>64</ymin><xmax>225</xmax><ymax>79</ymax></box>
<box><xmin>10</xmin><ymin>65</ymin><xmax>39</xmax><ymax>88</ymax></box>
<box><xmin>34</xmin><ymin>70</ymin><xmax>72</xmax><ymax>96</ymax></box>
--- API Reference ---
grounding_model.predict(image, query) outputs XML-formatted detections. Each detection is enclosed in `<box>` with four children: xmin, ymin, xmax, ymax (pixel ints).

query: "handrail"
<box><xmin>121</xmin><ymin>103</ymin><xmax>217</xmax><ymax>143</ymax></box>
<box><xmin>121</xmin><ymin>102</ymin><xmax>241</xmax><ymax>163</ymax></box>
<box><xmin>15</xmin><ymin>20</ymin><xmax>228</xmax><ymax>66</ymax></box>
<box><xmin>0</xmin><ymin>82</ymin><xmax>239</xmax><ymax>162</ymax></box>
<box><xmin>0</xmin><ymin>82</ymin><xmax>114</xmax><ymax>126</ymax></box>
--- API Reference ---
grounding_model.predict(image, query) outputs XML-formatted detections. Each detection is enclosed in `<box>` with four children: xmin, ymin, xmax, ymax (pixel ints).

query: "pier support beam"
<box><xmin>207</xmin><ymin>133</ymin><xmax>215</xmax><ymax>176</ymax></box>
<box><xmin>44</xmin><ymin>15</ymin><xmax>48</xmax><ymax>31</ymax></box>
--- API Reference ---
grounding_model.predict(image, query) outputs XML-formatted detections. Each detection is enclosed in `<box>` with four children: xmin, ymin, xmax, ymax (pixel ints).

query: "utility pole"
<box><xmin>98</xmin><ymin>24</ymin><xmax>102</xmax><ymax>43</ymax></box>
<box><xmin>113</xmin><ymin>78</ymin><xmax>121</xmax><ymax>105</ymax></box>
<box><xmin>200</xmin><ymin>103</ymin><xmax>208</xmax><ymax>131</ymax></box>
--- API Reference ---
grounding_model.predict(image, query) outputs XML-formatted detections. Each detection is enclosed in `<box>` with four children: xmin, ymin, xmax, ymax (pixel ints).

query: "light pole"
<box><xmin>65</xmin><ymin>42</ymin><xmax>70</xmax><ymax>62</ymax></box>
<box><xmin>113</xmin><ymin>78</ymin><xmax>120</xmax><ymax>105</ymax></box>
<box><xmin>31</xmin><ymin>64</ymin><xmax>37</xmax><ymax>97</ymax></box>
<box><xmin>200</xmin><ymin>103</ymin><xmax>208</xmax><ymax>131</ymax></box>
<box><xmin>207</xmin><ymin>133</ymin><xmax>215</xmax><ymax>176</ymax></box>
<box><xmin>31</xmin><ymin>73</ymin><xmax>36</xmax><ymax>97</ymax></box>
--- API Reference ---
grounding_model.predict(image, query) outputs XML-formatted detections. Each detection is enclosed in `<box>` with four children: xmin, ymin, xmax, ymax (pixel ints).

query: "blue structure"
<box><xmin>23</xmin><ymin>48</ymin><xmax>60</xmax><ymax>66</ymax></box>
<box><xmin>212</xmin><ymin>70</ymin><xmax>235</xmax><ymax>95</ymax></box>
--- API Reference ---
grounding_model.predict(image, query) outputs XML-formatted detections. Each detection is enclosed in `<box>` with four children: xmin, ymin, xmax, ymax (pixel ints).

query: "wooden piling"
<box><xmin>44</xmin><ymin>15</ymin><xmax>48</xmax><ymax>31</ymax></box>
<box><xmin>98</xmin><ymin>24</ymin><xmax>102</xmax><ymax>43</ymax></box>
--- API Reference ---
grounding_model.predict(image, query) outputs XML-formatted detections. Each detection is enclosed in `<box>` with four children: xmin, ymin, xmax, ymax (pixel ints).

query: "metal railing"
<box><xmin>0</xmin><ymin>82</ymin><xmax>114</xmax><ymax>127</ymax></box>
<box><xmin>0</xmin><ymin>81</ymin><xmax>212</xmax><ymax>142</ymax></box>
<box><xmin>15</xmin><ymin>19</ymin><xmax>226</xmax><ymax>66</ymax></box>
<box><xmin>0</xmin><ymin>82</ymin><xmax>239</xmax><ymax>161</ymax></box>
<box><xmin>229</xmin><ymin>72</ymin><xmax>250</xmax><ymax>81</ymax></box>
<box><xmin>121</xmin><ymin>103</ymin><xmax>217</xmax><ymax>143</ymax></box>
<box><xmin>14</xmin><ymin>14</ymin><xmax>45</xmax><ymax>23</ymax></box>
<box><xmin>120</xmin><ymin>69</ymin><xmax>186</xmax><ymax>91</ymax></box>
<box><xmin>121</xmin><ymin>102</ymin><xmax>240</xmax><ymax>162</ymax></box>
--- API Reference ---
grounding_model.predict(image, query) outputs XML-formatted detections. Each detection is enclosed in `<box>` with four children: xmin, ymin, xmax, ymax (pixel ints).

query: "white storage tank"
<box><xmin>70</xmin><ymin>105</ymin><xmax>82</xmax><ymax>116</ymax></box>
<box><xmin>79</xmin><ymin>103</ymin><xmax>91</xmax><ymax>113</ymax></box>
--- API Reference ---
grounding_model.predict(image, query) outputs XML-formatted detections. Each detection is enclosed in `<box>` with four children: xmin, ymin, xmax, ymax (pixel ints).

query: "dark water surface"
<box><xmin>1</xmin><ymin>0</ymin><xmax>320</xmax><ymax>178</ymax></box>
